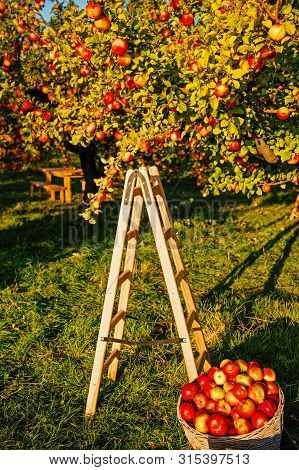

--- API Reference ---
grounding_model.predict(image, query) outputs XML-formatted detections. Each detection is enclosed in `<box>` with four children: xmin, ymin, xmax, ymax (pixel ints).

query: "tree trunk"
<box><xmin>66</xmin><ymin>142</ymin><xmax>105</xmax><ymax>203</ymax></box>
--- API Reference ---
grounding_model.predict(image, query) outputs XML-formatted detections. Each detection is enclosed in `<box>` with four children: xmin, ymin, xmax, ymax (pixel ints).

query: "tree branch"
<box><xmin>257</xmin><ymin>0</ymin><xmax>277</xmax><ymax>22</ymax></box>
<box><xmin>274</xmin><ymin>0</ymin><xmax>281</xmax><ymax>22</ymax></box>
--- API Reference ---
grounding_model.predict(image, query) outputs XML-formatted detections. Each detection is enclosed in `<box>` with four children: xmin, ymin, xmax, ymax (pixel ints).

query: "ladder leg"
<box><xmin>139</xmin><ymin>168</ymin><xmax>198</xmax><ymax>382</ymax></box>
<box><xmin>107</xmin><ymin>181</ymin><xmax>144</xmax><ymax>381</ymax></box>
<box><xmin>149</xmin><ymin>167</ymin><xmax>211</xmax><ymax>372</ymax></box>
<box><xmin>85</xmin><ymin>170</ymin><xmax>136</xmax><ymax>417</ymax></box>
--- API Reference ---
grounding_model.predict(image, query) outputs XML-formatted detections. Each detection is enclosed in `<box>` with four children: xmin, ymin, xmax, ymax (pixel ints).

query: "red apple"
<box><xmin>223</xmin><ymin>381</ymin><xmax>235</xmax><ymax>393</ymax></box>
<box><xmin>235</xmin><ymin>359</ymin><xmax>248</xmax><ymax>372</ymax></box>
<box><xmin>221</xmin><ymin>361</ymin><xmax>240</xmax><ymax>379</ymax></box>
<box><xmin>39</xmin><ymin>134</ymin><xmax>48</xmax><ymax>143</ymax></box>
<box><xmin>225</xmin><ymin>391</ymin><xmax>239</xmax><ymax>407</ymax></box>
<box><xmin>86</xmin><ymin>3</ymin><xmax>102</xmax><ymax>20</ymax></box>
<box><xmin>189</xmin><ymin>61</ymin><xmax>199</xmax><ymax>73</ymax></box>
<box><xmin>43</xmin><ymin>111</ymin><xmax>51</xmax><ymax>121</ymax></box>
<box><xmin>235</xmin><ymin>374</ymin><xmax>252</xmax><ymax>388</ymax></box>
<box><xmin>205</xmin><ymin>399</ymin><xmax>216</xmax><ymax>412</ymax></box>
<box><xmin>262</xmin><ymin>183</ymin><xmax>272</xmax><ymax>193</ymax></box>
<box><xmin>159</xmin><ymin>10</ymin><xmax>170</xmax><ymax>22</ymax></box>
<box><xmin>194</xmin><ymin>411</ymin><xmax>209</xmax><ymax>433</ymax></box>
<box><xmin>208</xmin><ymin>367</ymin><xmax>218</xmax><ymax>379</ymax></box>
<box><xmin>251</xmin><ymin>411</ymin><xmax>268</xmax><ymax>429</ymax></box>
<box><xmin>193</xmin><ymin>392</ymin><xmax>208</xmax><ymax>410</ymax></box>
<box><xmin>214</xmin><ymin>82</ymin><xmax>229</xmax><ymax>97</ymax></box>
<box><xmin>198</xmin><ymin>126</ymin><xmax>211</xmax><ymax>138</ymax></box>
<box><xmin>248</xmin><ymin>383</ymin><xmax>265</xmax><ymax>405</ymax></box>
<box><xmin>162</xmin><ymin>27</ymin><xmax>172</xmax><ymax>38</ymax></box>
<box><xmin>247</xmin><ymin>366</ymin><xmax>263</xmax><ymax>382</ymax></box>
<box><xmin>181</xmin><ymin>12</ymin><xmax>194</xmax><ymax>27</ymax></box>
<box><xmin>28</xmin><ymin>32</ymin><xmax>40</xmax><ymax>43</ymax></box>
<box><xmin>265</xmin><ymin>382</ymin><xmax>279</xmax><ymax>396</ymax></box>
<box><xmin>95</xmin><ymin>131</ymin><xmax>106</xmax><ymax>141</ymax></box>
<box><xmin>258</xmin><ymin>399</ymin><xmax>277</xmax><ymax>418</ymax></box>
<box><xmin>81</xmin><ymin>65</ymin><xmax>91</xmax><ymax>77</ymax></box>
<box><xmin>114</xmin><ymin>130</ymin><xmax>123</xmax><ymax>141</ymax></box>
<box><xmin>236</xmin><ymin>399</ymin><xmax>256</xmax><ymax>419</ymax></box>
<box><xmin>81</xmin><ymin>47</ymin><xmax>92</xmax><ymax>61</ymax></box>
<box><xmin>171</xmin><ymin>0</ymin><xmax>181</xmax><ymax>9</ymax></box>
<box><xmin>276</xmin><ymin>107</ymin><xmax>291</xmax><ymax>120</ymax></box>
<box><xmin>180</xmin><ymin>402</ymin><xmax>195</xmax><ymax>422</ymax></box>
<box><xmin>268</xmin><ymin>23</ymin><xmax>286</xmax><ymax>42</ymax></box>
<box><xmin>208</xmin><ymin>116</ymin><xmax>217</xmax><ymax>127</ymax></box>
<box><xmin>181</xmin><ymin>382</ymin><xmax>198</xmax><ymax>401</ymax></box>
<box><xmin>122</xmin><ymin>152</ymin><xmax>133</xmax><ymax>162</ymax></box>
<box><xmin>33</xmin><ymin>108</ymin><xmax>43</xmax><ymax>117</ymax></box>
<box><xmin>214</xmin><ymin>399</ymin><xmax>231</xmax><ymax>416</ymax></box>
<box><xmin>20</xmin><ymin>100</ymin><xmax>32</xmax><ymax>112</ymax></box>
<box><xmin>202</xmin><ymin>381</ymin><xmax>216</xmax><ymax>399</ymax></box>
<box><xmin>248</xmin><ymin>361</ymin><xmax>260</xmax><ymax>368</ymax></box>
<box><xmin>0</xmin><ymin>2</ymin><xmax>6</xmax><ymax>13</ymax></box>
<box><xmin>260</xmin><ymin>45</ymin><xmax>277</xmax><ymax>60</ymax></box>
<box><xmin>117</xmin><ymin>54</ymin><xmax>132</xmax><ymax>67</ymax></box>
<box><xmin>263</xmin><ymin>368</ymin><xmax>276</xmax><ymax>382</ymax></box>
<box><xmin>197</xmin><ymin>373</ymin><xmax>210</xmax><ymax>389</ymax></box>
<box><xmin>86</xmin><ymin>122</ymin><xmax>96</xmax><ymax>135</ymax></box>
<box><xmin>267</xmin><ymin>394</ymin><xmax>279</xmax><ymax>405</ymax></box>
<box><xmin>208</xmin><ymin>414</ymin><xmax>229</xmax><ymax>436</ymax></box>
<box><xmin>112</xmin><ymin>38</ymin><xmax>128</xmax><ymax>56</ymax></box>
<box><xmin>170</xmin><ymin>131</ymin><xmax>181</xmax><ymax>142</ymax></box>
<box><xmin>235</xmin><ymin>418</ymin><xmax>251</xmax><ymax>435</ymax></box>
<box><xmin>103</xmin><ymin>91</ymin><xmax>115</xmax><ymax>105</ymax></box>
<box><xmin>94</xmin><ymin>17</ymin><xmax>111</xmax><ymax>31</ymax></box>
<box><xmin>228</xmin><ymin>140</ymin><xmax>241</xmax><ymax>152</ymax></box>
<box><xmin>231</xmin><ymin>407</ymin><xmax>240</xmax><ymax>421</ymax></box>
<box><xmin>133</xmin><ymin>74</ymin><xmax>148</xmax><ymax>88</ymax></box>
<box><xmin>232</xmin><ymin>384</ymin><xmax>247</xmax><ymax>401</ymax></box>
<box><xmin>210</xmin><ymin>386</ymin><xmax>225</xmax><ymax>401</ymax></box>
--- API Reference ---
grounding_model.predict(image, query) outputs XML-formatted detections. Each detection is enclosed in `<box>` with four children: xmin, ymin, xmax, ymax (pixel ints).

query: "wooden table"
<box><xmin>41</xmin><ymin>168</ymin><xmax>84</xmax><ymax>203</ymax></box>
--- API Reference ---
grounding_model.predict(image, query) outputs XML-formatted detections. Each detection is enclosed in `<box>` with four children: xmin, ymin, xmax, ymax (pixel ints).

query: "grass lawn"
<box><xmin>0</xmin><ymin>170</ymin><xmax>298</xmax><ymax>450</ymax></box>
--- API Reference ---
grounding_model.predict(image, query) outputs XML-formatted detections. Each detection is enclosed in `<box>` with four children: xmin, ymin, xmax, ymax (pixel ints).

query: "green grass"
<box><xmin>0</xmin><ymin>171</ymin><xmax>298</xmax><ymax>450</ymax></box>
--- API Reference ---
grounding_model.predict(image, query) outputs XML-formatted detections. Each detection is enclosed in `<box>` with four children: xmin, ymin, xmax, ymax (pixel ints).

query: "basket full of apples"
<box><xmin>178</xmin><ymin>359</ymin><xmax>284</xmax><ymax>450</ymax></box>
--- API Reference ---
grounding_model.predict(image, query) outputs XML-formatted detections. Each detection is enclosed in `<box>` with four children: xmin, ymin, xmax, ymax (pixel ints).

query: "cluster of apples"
<box><xmin>179</xmin><ymin>359</ymin><xmax>280</xmax><ymax>437</ymax></box>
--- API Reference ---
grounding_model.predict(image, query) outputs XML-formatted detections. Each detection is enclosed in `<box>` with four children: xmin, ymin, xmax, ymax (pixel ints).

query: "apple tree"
<box><xmin>0</xmin><ymin>0</ymin><xmax>298</xmax><ymax>222</ymax></box>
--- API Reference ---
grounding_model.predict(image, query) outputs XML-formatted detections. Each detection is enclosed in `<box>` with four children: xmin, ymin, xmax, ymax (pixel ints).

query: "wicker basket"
<box><xmin>177</xmin><ymin>389</ymin><xmax>284</xmax><ymax>450</ymax></box>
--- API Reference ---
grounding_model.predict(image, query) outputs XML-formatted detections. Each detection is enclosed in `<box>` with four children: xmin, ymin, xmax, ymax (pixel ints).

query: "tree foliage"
<box><xmin>0</xmin><ymin>0</ymin><xmax>298</xmax><ymax>221</ymax></box>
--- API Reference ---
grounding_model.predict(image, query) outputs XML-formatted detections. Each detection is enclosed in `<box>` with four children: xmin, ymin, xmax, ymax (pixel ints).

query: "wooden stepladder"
<box><xmin>85</xmin><ymin>166</ymin><xmax>211</xmax><ymax>417</ymax></box>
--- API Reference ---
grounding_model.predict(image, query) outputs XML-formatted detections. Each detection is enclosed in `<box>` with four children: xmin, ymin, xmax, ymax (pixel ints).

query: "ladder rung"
<box><xmin>126</xmin><ymin>229</ymin><xmax>139</xmax><ymax>242</ymax></box>
<box><xmin>152</xmin><ymin>185</ymin><xmax>161</xmax><ymax>196</ymax></box>
<box><xmin>175</xmin><ymin>269</ymin><xmax>187</xmax><ymax>286</ymax></box>
<box><xmin>133</xmin><ymin>186</ymin><xmax>142</xmax><ymax>198</ymax></box>
<box><xmin>109</xmin><ymin>310</ymin><xmax>126</xmax><ymax>332</ymax></box>
<box><xmin>101</xmin><ymin>337</ymin><xmax>186</xmax><ymax>347</ymax></box>
<box><xmin>117</xmin><ymin>270</ymin><xmax>132</xmax><ymax>287</ymax></box>
<box><xmin>103</xmin><ymin>349</ymin><xmax>120</xmax><ymax>373</ymax></box>
<box><xmin>164</xmin><ymin>226</ymin><xmax>175</xmax><ymax>241</ymax></box>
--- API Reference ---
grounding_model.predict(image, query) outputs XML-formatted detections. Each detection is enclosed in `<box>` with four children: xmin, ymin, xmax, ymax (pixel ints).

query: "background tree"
<box><xmin>0</xmin><ymin>0</ymin><xmax>298</xmax><ymax>222</ymax></box>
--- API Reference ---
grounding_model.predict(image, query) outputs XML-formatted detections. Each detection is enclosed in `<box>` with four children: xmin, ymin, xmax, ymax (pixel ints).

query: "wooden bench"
<box><xmin>30</xmin><ymin>181</ymin><xmax>48</xmax><ymax>197</ymax></box>
<box><xmin>44</xmin><ymin>184</ymin><xmax>66</xmax><ymax>203</ymax></box>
